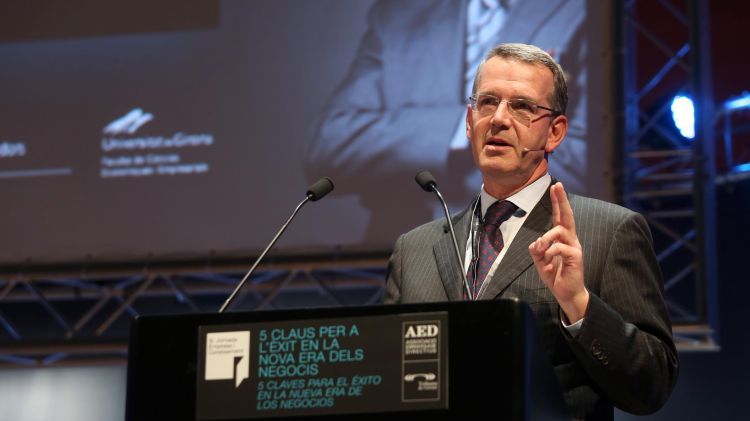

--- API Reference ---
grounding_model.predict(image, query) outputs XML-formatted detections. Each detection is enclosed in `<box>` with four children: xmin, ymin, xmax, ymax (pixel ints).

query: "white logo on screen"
<box><xmin>205</xmin><ymin>331</ymin><xmax>251</xmax><ymax>388</ymax></box>
<box><xmin>404</xmin><ymin>324</ymin><xmax>439</xmax><ymax>338</ymax></box>
<box><xmin>0</xmin><ymin>141</ymin><xmax>26</xmax><ymax>158</ymax></box>
<box><xmin>103</xmin><ymin>108</ymin><xmax>154</xmax><ymax>135</ymax></box>
<box><xmin>404</xmin><ymin>373</ymin><xmax>436</xmax><ymax>382</ymax></box>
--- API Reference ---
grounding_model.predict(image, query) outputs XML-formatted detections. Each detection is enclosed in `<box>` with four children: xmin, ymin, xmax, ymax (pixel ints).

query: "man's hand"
<box><xmin>528</xmin><ymin>182</ymin><xmax>589</xmax><ymax>323</ymax></box>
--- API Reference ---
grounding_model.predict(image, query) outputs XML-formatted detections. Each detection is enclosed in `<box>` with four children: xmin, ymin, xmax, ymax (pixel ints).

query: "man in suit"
<box><xmin>384</xmin><ymin>44</ymin><xmax>678</xmax><ymax>420</ymax></box>
<box><xmin>306</xmin><ymin>0</ymin><xmax>587</xmax><ymax>243</ymax></box>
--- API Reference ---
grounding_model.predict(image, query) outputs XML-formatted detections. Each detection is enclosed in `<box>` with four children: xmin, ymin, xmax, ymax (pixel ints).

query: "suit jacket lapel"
<box><xmin>433</xmin><ymin>206</ymin><xmax>472</xmax><ymax>301</ymax></box>
<box><xmin>477</xmin><ymin>183</ymin><xmax>554</xmax><ymax>299</ymax></box>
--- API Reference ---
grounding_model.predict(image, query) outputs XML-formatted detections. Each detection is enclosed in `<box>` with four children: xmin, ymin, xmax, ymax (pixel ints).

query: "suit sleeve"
<box><xmin>564</xmin><ymin>212</ymin><xmax>679</xmax><ymax>414</ymax></box>
<box><xmin>304</xmin><ymin>2</ymin><xmax>465</xmax><ymax>195</ymax></box>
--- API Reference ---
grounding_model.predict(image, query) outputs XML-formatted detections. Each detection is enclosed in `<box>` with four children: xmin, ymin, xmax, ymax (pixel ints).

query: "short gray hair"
<box><xmin>471</xmin><ymin>43</ymin><xmax>567</xmax><ymax>115</ymax></box>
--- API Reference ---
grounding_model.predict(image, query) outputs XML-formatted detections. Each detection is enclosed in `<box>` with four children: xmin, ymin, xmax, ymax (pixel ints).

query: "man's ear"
<box><xmin>465</xmin><ymin>104</ymin><xmax>473</xmax><ymax>140</ymax></box>
<box><xmin>545</xmin><ymin>114</ymin><xmax>568</xmax><ymax>153</ymax></box>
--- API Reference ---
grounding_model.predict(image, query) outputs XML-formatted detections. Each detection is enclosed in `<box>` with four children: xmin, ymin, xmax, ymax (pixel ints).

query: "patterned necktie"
<box><xmin>466</xmin><ymin>200</ymin><xmax>518</xmax><ymax>299</ymax></box>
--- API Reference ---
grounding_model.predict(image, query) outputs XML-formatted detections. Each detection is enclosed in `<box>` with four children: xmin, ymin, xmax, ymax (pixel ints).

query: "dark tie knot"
<box><xmin>484</xmin><ymin>200</ymin><xmax>517</xmax><ymax>228</ymax></box>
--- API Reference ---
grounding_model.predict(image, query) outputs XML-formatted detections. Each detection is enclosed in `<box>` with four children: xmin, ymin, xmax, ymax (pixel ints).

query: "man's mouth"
<box><xmin>484</xmin><ymin>137</ymin><xmax>513</xmax><ymax>149</ymax></box>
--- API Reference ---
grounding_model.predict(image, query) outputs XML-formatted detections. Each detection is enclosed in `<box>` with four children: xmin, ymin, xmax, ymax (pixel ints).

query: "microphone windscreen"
<box><xmin>415</xmin><ymin>170</ymin><xmax>437</xmax><ymax>192</ymax></box>
<box><xmin>306</xmin><ymin>177</ymin><xmax>334</xmax><ymax>201</ymax></box>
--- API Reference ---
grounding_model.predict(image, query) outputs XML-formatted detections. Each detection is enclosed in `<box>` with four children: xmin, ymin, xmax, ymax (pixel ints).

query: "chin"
<box><xmin>478</xmin><ymin>159</ymin><xmax>518</xmax><ymax>176</ymax></box>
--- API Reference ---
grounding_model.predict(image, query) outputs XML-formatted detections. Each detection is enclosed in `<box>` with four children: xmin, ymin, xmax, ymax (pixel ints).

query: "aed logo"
<box><xmin>404</xmin><ymin>323</ymin><xmax>439</xmax><ymax>338</ymax></box>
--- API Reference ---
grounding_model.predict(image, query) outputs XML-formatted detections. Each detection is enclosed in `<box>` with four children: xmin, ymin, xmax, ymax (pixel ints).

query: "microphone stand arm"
<box><xmin>219</xmin><ymin>195</ymin><xmax>312</xmax><ymax>313</ymax></box>
<box><xmin>431</xmin><ymin>187</ymin><xmax>474</xmax><ymax>301</ymax></box>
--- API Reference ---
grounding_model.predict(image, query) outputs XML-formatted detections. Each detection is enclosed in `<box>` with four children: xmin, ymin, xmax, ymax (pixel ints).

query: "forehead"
<box><xmin>476</xmin><ymin>56</ymin><xmax>554</xmax><ymax>100</ymax></box>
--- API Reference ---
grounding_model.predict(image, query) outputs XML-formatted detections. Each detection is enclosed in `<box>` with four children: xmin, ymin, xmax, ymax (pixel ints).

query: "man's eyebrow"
<box><xmin>476</xmin><ymin>91</ymin><xmax>539</xmax><ymax>102</ymax></box>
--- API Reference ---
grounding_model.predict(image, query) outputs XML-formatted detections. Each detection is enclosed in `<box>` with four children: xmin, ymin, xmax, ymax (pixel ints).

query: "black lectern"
<box><xmin>126</xmin><ymin>299</ymin><xmax>569</xmax><ymax>420</ymax></box>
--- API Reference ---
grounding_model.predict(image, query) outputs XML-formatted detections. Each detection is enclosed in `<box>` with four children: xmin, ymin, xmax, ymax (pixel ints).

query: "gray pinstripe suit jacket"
<box><xmin>384</xmin><ymin>183</ymin><xmax>679</xmax><ymax>420</ymax></box>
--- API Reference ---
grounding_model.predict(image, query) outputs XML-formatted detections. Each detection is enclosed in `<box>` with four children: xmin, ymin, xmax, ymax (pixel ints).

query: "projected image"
<box><xmin>0</xmin><ymin>0</ymin><xmax>606</xmax><ymax>266</ymax></box>
<box><xmin>307</xmin><ymin>0</ymin><xmax>588</xmax><ymax>241</ymax></box>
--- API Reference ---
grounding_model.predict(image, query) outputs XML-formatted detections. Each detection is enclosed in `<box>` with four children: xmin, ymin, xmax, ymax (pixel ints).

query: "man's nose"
<box><xmin>490</xmin><ymin>100</ymin><xmax>513</xmax><ymax>128</ymax></box>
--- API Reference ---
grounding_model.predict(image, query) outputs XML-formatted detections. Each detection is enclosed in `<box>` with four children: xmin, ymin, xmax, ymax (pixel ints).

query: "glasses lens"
<box><xmin>473</xmin><ymin>95</ymin><xmax>499</xmax><ymax>114</ymax></box>
<box><xmin>507</xmin><ymin>99</ymin><xmax>537</xmax><ymax>125</ymax></box>
<box><xmin>471</xmin><ymin>95</ymin><xmax>546</xmax><ymax>127</ymax></box>
<box><xmin>508</xmin><ymin>99</ymin><xmax>537</xmax><ymax>116</ymax></box>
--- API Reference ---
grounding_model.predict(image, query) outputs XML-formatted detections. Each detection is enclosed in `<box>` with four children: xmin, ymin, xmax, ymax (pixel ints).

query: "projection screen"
<box><xmin>0</xmin><ymin>0</ymin><xmax>616</xmax><ymax>267</ymax></box>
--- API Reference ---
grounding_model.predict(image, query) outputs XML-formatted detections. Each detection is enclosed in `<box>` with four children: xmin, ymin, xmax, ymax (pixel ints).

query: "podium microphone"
<box><xmin>415</xmin><ymin>170</ymin><xmax>473</xmax><ymax>300</ymax></box>
<box><xmin>219</xmin><ymin>177</ymin><xmax>335</xmax><ymax>313</ymax></box>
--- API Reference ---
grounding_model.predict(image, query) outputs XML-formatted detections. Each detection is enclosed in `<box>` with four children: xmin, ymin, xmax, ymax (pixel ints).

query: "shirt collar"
<box><xmin>479</xmin><ymin>173</ymin><xmax>551</xmax><ymax>218</ymax></box>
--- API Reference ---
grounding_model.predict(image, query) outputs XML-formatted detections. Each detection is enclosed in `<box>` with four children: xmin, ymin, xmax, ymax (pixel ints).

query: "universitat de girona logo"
<box><xmin>102</xmin><ymin>108</ymin><xmax>154</xmax><ymax>135</ymax></box>
<box><xmin>100</xmin><ymin>108</ymin><xmax>214</xmax><ymax>152</ymax></box>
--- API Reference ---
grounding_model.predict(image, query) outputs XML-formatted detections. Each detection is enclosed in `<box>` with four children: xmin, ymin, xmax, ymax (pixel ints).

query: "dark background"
<box><xmin>618</xmin><ymin>1</ymin><xmax>750</xmax><ymax>418</ymax></box>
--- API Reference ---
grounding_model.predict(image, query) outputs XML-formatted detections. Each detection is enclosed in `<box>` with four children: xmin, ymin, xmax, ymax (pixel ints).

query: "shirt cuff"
<box><xmin>561</xmin><ymin>315</ymin><xmax>584</xmax><ymax>337</ymax></box>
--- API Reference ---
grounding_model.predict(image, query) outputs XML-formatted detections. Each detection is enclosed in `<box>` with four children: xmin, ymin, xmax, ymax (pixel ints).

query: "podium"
<box><xmin>126</xmin><ymin>299</ymin><xmax>569</xmax><ymax>420</ymax></box>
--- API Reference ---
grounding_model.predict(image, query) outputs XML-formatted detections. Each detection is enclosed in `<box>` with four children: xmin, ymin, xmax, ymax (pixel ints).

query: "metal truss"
<box><xmin>619</xmin><ymin>0</ymin><xmax>718</xmax><ymax>350</ymax></box>
<box><xmin>0</xmin><ymin>258</ymin><xmax>388</xmax><ymax>367</ymax></box>
<box><xmin>0</xmin><ymin>239</ymin><xmax>715</xmax><ymax>369</ymax></box>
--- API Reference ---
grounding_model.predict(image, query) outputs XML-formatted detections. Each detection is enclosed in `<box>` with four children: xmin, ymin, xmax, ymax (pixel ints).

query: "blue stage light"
<box><xmin>671</xmin><ymin>95</ymin><xmax>695</xmax><ymax>139</ymax></box>
<box><xmin>724</xmin><ymin>93</ymin><xmax>750</xmax><ymax>112</ymax></box>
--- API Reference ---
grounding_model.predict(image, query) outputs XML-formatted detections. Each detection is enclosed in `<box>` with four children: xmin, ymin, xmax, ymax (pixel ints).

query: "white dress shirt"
<box><xmin>461</xmin><ymin>173</ymin><xmax>583</xmax><ymax>333</ymax></box>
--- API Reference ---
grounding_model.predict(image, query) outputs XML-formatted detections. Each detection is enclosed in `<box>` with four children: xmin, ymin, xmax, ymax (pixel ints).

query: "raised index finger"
<box><xmin>551</xmin><ymin>182</ymin><xmax>576</xmax><ymax>232</ymax></box>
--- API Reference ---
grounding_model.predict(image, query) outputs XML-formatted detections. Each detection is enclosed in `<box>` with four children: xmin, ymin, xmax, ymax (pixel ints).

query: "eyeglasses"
<box><xmin>468</xmin><ymin>94</ymin><xmax>562</xmax><ymax>127</ymax></box>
